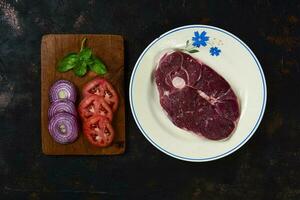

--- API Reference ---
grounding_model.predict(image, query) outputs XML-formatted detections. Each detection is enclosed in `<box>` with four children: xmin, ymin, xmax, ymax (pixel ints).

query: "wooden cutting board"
<box><xmin>41</xmin><ymin>34</ymin><xmax>125</xmax><ymax>155</ymax></box>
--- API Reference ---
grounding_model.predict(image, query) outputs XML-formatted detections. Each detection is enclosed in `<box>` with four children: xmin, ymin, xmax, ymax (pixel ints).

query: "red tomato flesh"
<box><xmin>78</xmin><ymin>95</ymin><xmax>113</xmax><ymax>122</ymax></box>
<box><xmin>83</xmin><ymin>115</ymin><xmax>114</xmax><ymax>147</ymax></box>
<box><xmin>82</xmin><ymin>77</ymin><xmax>119</xmax><ymax>112</ymax></box>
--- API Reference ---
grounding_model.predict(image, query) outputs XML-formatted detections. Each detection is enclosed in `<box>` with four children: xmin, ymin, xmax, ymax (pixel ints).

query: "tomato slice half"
<box><xmin>78</xmin><ymin>95</ymin><xmax>113</xmax><ymax>122</ymax></box>
<box><xmin>82</xmin><ymin>77</ymin><xmax>119</xmax><ymax>112</ymax></box>
<box><xmin>83</xmin><ymin>115</ymin><xmax>114</xmax><ymax>147</ymax></box>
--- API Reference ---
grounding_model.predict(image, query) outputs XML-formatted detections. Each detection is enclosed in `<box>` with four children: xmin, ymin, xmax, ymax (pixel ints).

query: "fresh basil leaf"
<box><xmin>89</xmin><ymin>57</ymin><xmax>107</xmax><ymax>75</ymax></box>
<box><xmin>57</xmin><ymin>53</ymin><xmax>79</xmax><ymax>72</ymax></box>
<box><xmin>188</xmin><ymin>49</ymin><xmax>199</xmax><ymax>53</ymax></box>
<box><xmin>86</xmin><ymin>59</ymin><xmax>94</xmax><ymax>66</ymax></box>
<box><xmin>74</xmin><ymin>62</ymin><xmax>87</xmax><ymax>76</ymax></box>
<box><xmin>57</xmin><ymin>38</ymin><xmax>109</xmax><ymax>76</ymax></box>
<box><xmin>79</xmin><ymin>48</ymin><xmax>92</xmax><ymax>61</ymax></box>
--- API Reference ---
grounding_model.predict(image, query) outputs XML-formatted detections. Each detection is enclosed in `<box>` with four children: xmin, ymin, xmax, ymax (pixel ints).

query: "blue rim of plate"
<box><xmin>129</xmin><ymin>25</ymin><xmax>267</xmax><ymax>162</ymax></box>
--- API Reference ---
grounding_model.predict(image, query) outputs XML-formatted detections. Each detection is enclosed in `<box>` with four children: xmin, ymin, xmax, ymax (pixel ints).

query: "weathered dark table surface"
<box><xmin>0</xmin><ymin>0</ymin><xmax>299</xmax><ymax>199</ymax></box>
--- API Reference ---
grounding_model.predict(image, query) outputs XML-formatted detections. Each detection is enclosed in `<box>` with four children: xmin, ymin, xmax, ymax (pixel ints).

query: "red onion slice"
<box><xmin>48</xmin><ymin>99</ymin><xmax>77</xmax><ymax>119</ymax></box>
<box><xmin>48</xmin><ymin>112</ymin><xmax>79</xmax><ymax>144</ymax></box>
<box><xmin>49</xmin><ymin>80</ymin><xmax>77</xmax><ymax>103</ymax></box>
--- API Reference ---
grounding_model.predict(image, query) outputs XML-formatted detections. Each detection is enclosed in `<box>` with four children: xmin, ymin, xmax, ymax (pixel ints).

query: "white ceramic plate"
<box><xmin>129</xmin><ymin>25</ymin><xmax>267</xmax><ymax>162</ymax></box>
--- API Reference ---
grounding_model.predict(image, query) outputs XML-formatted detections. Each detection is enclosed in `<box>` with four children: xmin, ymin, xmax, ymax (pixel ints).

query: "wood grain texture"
<box><xmin>41</xmin><ymin>34</ymin><xmax>125</xmax><ymax>155</ymax></box>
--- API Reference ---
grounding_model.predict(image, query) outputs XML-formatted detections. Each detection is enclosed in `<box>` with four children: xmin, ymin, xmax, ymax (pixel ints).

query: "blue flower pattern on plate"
<box><xmin>192</xmin><ymin>31</ymin><xmax>209</xmax><ymax>47</ymax></box>
<box><xmin>185</xmin><ymin>31</ymin><xmax>222</xmax><ymax>57</ymax></box>
<box><xmin>210</xmin><ymin>47</ymin><xmax>221</xmax><ymax>56</ymax></box>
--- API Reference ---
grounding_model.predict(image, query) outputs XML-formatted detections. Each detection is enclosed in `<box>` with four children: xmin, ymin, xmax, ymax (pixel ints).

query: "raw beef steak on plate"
<box><xmin>155</xmin><ymin>51</ymin><xmax>240</xmax><ymax>140</ymax></box>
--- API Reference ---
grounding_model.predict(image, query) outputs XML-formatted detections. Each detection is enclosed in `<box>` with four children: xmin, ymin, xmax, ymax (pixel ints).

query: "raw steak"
<box><xmin>155</xmin><ymin>51</ymin><xmax>240</xmax><ymax>140</ymax></box>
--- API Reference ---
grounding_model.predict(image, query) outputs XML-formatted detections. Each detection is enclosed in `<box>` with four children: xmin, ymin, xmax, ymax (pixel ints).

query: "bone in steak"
<box><xmin>155</xmin><ymin>51</ymin><xmax>240</xmax><ymax>140</ymax></box>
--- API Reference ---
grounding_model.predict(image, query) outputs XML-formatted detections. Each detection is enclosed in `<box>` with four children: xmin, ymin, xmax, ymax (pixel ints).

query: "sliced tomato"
<box><xmin>78</xmin><ymin>95</ymin><xmax>113</xmax><ymax>122</ymax></box>
<box><xmin>82</xmin><ymin>77</ymin><xmax>119</xmax><ymax>112</ymax></box>
<box><xmin>83</xmin><ymin>115</ymin><xmax>114</xmax><ymax>147</ymax></box>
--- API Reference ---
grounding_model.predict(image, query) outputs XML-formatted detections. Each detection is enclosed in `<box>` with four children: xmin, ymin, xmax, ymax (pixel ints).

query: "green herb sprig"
<box><xmin>57</xmin><ymin>38</ymin><xmax>107</xmax><ymax>76</ymax></box>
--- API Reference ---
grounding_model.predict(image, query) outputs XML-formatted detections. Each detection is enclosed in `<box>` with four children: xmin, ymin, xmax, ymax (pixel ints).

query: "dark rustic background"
<box><xmin>0</xmin><ymin>0</ymin><xmax>299</xmax><ymax>199</ymax></box>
